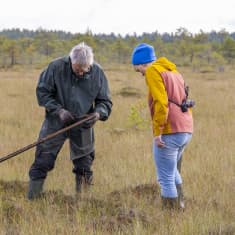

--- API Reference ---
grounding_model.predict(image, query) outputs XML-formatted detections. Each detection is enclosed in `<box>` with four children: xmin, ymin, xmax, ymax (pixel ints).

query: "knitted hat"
<box><xmin>131</xmin><ymin>43</ymin><xmax>156</xmax><ymax>65</ymax></box>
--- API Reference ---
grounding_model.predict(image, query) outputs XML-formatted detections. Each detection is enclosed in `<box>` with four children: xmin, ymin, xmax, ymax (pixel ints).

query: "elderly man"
<box><xmin>28</xmin><ymin>42</ymin><xmax>112</xmax><ymax>200</ymax></box>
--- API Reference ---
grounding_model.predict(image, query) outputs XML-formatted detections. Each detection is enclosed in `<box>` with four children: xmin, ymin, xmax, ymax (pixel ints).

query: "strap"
<box><xmin>168</xmin><ymin>99</ymin><xmax>181</xmax><ymax>107</ymax></box>
<box><xmin>168</xmin><ymin>83</ymin><xmax>189</xmax><ymax>107</ymax></box>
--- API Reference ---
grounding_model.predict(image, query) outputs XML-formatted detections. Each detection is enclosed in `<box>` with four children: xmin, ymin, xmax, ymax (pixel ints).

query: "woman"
<box><xmin>131</xmin><ymin>43</ymin><xmax>193</xmax><ymax>209</ymax></box>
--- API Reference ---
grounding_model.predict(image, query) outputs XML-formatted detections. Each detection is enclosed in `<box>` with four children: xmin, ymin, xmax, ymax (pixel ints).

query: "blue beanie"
<box><xmin>131</xmin><ymin>43</ymin><xmax>156</xmax><ymax>65</ymax></box>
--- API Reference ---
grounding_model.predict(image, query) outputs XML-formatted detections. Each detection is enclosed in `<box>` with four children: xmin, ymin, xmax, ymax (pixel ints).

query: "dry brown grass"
<box><xmin>0</xmin><ymin>65</ymin><xmax>234</xmax><ymax>234</ymax></box>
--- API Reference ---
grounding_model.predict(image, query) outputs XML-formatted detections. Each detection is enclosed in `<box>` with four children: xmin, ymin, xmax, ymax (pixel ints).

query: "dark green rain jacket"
<box><xmin>37</xmin><ymin>56</ymin><xmax>112</xmax><ymax>120</ymax></box>
<box><xmin>35</xmin><ymin>56</ymin><xmax>112</xmax><ymax>159</ymax></box>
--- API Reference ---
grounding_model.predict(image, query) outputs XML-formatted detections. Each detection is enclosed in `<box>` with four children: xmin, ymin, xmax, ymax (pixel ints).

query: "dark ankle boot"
<box><xmin>28</xmin><ymin>179</ymin><xmax>44</xmax><ymax>200</ymax></box>
<box><xmin>75</xmin><ymin>173</ymin><xmax>93</xmax><ymax>193</ymax></box>
<box><xmin>176</xmin><ymin>184</ymin><xmax>185</xmax><ymax>209</ymax></box>
<box><xmin>84</xmin><ymin>172</ymin><xmax>93</xmax><ymax>185</ymax></box>
<box><xmin>75</xmin><ymin>174</ymin><xmax>83</xmax><ymax>193</ymax></box>
<box><xmin>161</xmin><ymin>197</ymin><xmax>178</xmax><ymax>210</ymax></box>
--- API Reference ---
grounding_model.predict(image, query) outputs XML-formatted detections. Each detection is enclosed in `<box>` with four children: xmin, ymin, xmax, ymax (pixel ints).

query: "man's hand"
<box><xmin>58</xmin><ymin>108</ymin><xmax>75</xmax><ymax>125</ymax></box>
<box><xmin>154</xmin><ymin>135</ymin><xmax>165</xmax><ymax>148</ymax></box>
<box><xmin>82</xmin><ymin>112</ymin><xmax>100</xmax><ymax>128</ymax></box>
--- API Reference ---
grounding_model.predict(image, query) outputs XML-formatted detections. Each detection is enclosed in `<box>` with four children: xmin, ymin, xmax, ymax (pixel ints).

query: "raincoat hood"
<box><xmin>152</xmin><ymin>57</ymin><xmax>177</xmax><ymax>72</ymax></box>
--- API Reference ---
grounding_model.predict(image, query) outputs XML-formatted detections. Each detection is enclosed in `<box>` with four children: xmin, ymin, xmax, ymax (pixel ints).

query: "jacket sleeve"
<box><xmin>94</xmin><ymin>70</ymin><xmax>112</xmax><ymax>121</ymax></box>
<box><xmin>36</xmin><ymin>65</ymin><xmax>62</xmax><ymax>114</ymax></box>
<box><xmin>145</xmin><ymin>68</ymin><xmax>168</xmax><ymax>136</ymax></box>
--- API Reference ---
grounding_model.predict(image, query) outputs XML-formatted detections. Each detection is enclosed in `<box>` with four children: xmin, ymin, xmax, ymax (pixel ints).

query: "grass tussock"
<box><xmin>0</xmin><ymin>65</ymin><xmax>235</xmax><ymax>234</ymax></box>
<box><xmin>116</xmin><ymin>86</ymin><xmax>143</xmax><ymax>98</ymax></box>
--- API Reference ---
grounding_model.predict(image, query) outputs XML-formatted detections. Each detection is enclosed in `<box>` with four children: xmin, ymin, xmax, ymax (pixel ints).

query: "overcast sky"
<box><xmin>0</xmin><ymin>0</ymin><xmax>235</xmax><ymax>35</ymax></box>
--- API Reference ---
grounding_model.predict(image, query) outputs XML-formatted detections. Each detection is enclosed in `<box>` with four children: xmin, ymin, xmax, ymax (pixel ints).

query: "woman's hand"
<box><xmin>154</xmin><ymin>135</ymin><xmax>165</xmax><ymax>148</ymax></box>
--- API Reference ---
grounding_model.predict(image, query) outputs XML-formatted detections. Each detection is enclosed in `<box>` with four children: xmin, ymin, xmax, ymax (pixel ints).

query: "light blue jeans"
<box><xmin>153</xmin><ymin>133</ymin><xmax>192</xmax><ymax>198</ymax></box>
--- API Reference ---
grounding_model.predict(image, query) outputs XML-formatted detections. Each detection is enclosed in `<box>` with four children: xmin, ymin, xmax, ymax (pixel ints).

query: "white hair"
<box><xmin>69</xmin><ymin>42</ymin><xmax>94</xmax><ymax>66</ymax></box>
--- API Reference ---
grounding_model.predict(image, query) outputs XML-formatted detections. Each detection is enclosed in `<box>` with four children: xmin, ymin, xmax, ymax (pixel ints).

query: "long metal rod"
<box><xmin>0</xmin><ymin>113</ymin><xmax>96</xmax><ymax>163</ymax></box>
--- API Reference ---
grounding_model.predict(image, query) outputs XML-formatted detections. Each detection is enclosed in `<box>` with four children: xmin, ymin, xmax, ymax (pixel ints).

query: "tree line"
<box><xmin>0</xmin><ymin>28</ymin><xmax>235</xmax><ymax>71</ymax></box>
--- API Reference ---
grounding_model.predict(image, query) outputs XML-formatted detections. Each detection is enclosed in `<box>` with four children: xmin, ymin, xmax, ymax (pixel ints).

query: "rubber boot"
<box><xmin>161</xmin><ymin>197</ymin><xmax>178</xmax><ymax>210</ymax></box>
<box><xmin>84</xmin><ymin>172</ymin><xmax>93</xmax><ymax>185</ymax></box>
<box><xmin>75</xmin><ymin>174</ymin><xmax>83</xmax><ymax>193</ymax></box>
<box><xmin>28</xmin><ymin>179</ymin><xmax>44</xmax><ymax>200</ymax></box>
<box><xmin>176</xmin><ymin>184</ymin><xmax>185</xmax><ymax>209</ymax></box>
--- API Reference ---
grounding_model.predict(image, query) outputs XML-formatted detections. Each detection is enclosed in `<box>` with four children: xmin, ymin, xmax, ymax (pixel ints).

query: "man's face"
<box><xmin>72</xmin><ymin>64</ymin><xmax>91</xmax><ymax>76</ymax></box>
<box><xmin>134</xmin><ymin>64</ymin><xmax>146</xmax><ymax>76</ymax></box>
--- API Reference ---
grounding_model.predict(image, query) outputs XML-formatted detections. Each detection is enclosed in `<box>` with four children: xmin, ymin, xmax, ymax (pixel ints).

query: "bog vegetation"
<box><xmin>0</xmin><ymin>63</ymin><xmax>234</xmax><ymax>234</ymax></box>
<box><xmin>0</xmin><ymin>27</ymin><xmax>235</xmax><ymax>234</ymax></box>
